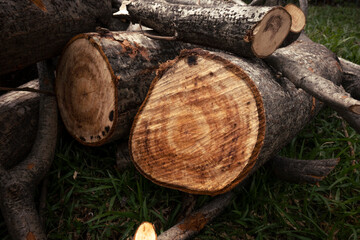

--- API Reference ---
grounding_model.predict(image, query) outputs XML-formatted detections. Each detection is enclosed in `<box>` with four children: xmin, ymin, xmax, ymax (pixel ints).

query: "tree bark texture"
<box><xmin>130</xmin><ymin>39</ymin><xmax>342</xmax><ymax>195</ymax></box>
<box><xmin>56</xmin><ymin>31</ymin><xmax>191</xmax><ymax>146</ymax></box>
<box><xmin>125</xmin><ymin>0</ymin><xmax>292</xmax><ymax>58</ymax></box>
<box><xmin>0</xmin><ymin>0</ymin><xmax>112</xmax><ymax>75</ymax></box>
<box><xmin>0</xmin><ymin>80</ymin><xmax>40</xmax><ymax>169</ymax></box>
<box><xmin>339</xmin><ymin>57</ymin><xmax>360</xmax><ymax>100</ymax></box>
<box><xmin>0</xmin><ymin>60</ymin><xmax>58</xmax><ymax>240</ymax></box>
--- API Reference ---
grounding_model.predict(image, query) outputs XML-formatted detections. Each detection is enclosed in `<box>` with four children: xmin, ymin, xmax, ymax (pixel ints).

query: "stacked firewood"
<box><xmin>0</xmin><ymin>0</ymin><xmax>359</xmax><ymax>239</ymax></box>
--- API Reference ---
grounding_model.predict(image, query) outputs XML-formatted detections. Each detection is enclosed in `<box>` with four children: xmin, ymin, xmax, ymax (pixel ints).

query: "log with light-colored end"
<box><xmin>280</xmin><ymin>4</ymin><xmax>306</xmax><ymax>47</ymax></box>
<box><xmin>130</xmin><ymin>50</ymin><xmax>266</xmax><ymax>195</ymax></box>
<box><xmin>56</xmin><ymin>32</ymin><xmax>185</xmax><ymax>146</ymax></box>
<box><xmin>134</xmin><ymin>222</ymin><xmax>157</xmax><ymax>240</ymax></box>
<box><xmin>284</xmin><ymin>4</ymin><xmax>306</xmax><ymax>33</ymax></box>
<box><xmin>125</xmin><ymin>1</ymin><xmax>291</xmax><ymax>58</ymax></box>
<box><xmin>56</xmin><ymin>37</ymin><xmax>115</xmax><ymax>145</ymax></box>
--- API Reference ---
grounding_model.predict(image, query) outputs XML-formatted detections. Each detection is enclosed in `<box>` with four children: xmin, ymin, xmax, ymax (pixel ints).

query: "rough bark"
<box><xmin>0</xmin><ymin>60</ymin><xmax>58</xmax><ymax>240</ymax></box>
<box><xmin>130</xmin><ymin>39</ymin><xmax>342</xmax><ymax>195</ymax></box>
<box><xmin>0</xmin><ymin>0</ymin><xmax>112</xmax><ymax>75</ymax></box>
<box><xmin>56</xmin><ymin>31</ymin><xmax>190</xmax><ymax>146</ymax></box>
<box><xmin>0</xmin><ymin>80</ymin><xmax>40</xmax><ymax>169</ymax></box>
<box><xmin>124</xmin><ymin>0</ymin><xmax>292</xmax><ymax>58</ymax></box>
<box><xmin>272</xmin><ymin>156</ymin><xmax>340</xmax><ymax>184</ymax></box>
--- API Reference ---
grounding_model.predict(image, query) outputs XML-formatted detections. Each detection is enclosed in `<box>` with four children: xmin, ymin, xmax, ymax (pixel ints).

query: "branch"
<box><xmin>265</xmin><ymin>54</ymin><xmax>360</xmax><ymax>115</ymax></box>
<box><xmin>0</xmin><ymin>60</ymin><xmax>58</xmax><ymax>239</ymax></box>
<box><xmin>272</xmin><ymin>156</ymin><xmax>340</xmax><ymax>184</ymax></box>
<box><xmin>158</xmin><ymin>190</ymin><xmax>235</xmax><ymax>240</ymax></box>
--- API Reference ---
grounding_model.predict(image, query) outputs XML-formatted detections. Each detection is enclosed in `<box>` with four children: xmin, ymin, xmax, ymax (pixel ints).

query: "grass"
<box><xmin>1</xmin><ymin>5</ymin><xmax>359</xmax><ymax>240</ymax></box>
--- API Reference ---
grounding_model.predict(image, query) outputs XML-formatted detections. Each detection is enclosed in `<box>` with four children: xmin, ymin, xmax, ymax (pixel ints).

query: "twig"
<box><xmin>139</xmin><ymin>21</ymin><xmax>178</xmax><ymax>41</ymax></box>
<box><xmin>341</xmin><ymin>120</ymin><xmax>358</xmax><ymax>172</ymax></box>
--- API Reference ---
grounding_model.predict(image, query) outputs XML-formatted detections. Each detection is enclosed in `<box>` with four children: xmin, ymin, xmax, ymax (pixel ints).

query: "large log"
<box><xmin>129</xmin><ymin>40</ymin><xmax>342</xmax><ymax>195</ymax></box>
<box><xmin>56</xmin><ymin>31</ymin><xmax>189</xmax><ymax>146</ymax></box>
<box><xmin>0</xmin><ymin>80</ymin><xmax>39</xmax><ymax>169</ymax></box>
<box><xmin>0</xmin><ymin>0</ymin><xmax>112</xmax><ymax>75</ymax></box>
<box><xmin>121</xmin><ymin>0</ymin><xmax>292</xmax><ymax>58</ymax></box>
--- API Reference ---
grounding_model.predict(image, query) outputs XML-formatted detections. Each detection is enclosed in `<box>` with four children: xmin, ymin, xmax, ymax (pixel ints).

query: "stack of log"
<box><xmin>1</xmin><ymin>0</ymin><xmax>360</xmax><ymax>239</ymax></box>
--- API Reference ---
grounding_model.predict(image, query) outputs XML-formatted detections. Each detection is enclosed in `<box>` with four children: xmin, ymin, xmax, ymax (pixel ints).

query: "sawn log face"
<box><xmin>56</xmin><ymin>32</ymin><xmax>188</xmax><ymax>146</ymax></box>
<box><xmin>130</xmin><ymin>39</ymin><xmax>343</xmax><ymax>195</ymax></box>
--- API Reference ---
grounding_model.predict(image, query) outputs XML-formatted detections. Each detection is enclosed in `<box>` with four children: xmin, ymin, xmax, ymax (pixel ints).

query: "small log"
<box><xmin>130</xmin><ymin>38</ymin><xmax>342</xmax><ymax>195</ymax></box>
<box><xmin>280</xmin><ymin>4</ymin><xmax>306</xmax><ymax>47</ymax></box>
<box><xmin>0</xmin><ymin>80</ymin><xmax>40</xmax><ymax>169</ymax></box>
<box><xmin>272</xmin><ymin>156</ymin><xmax>340</xmax><ymax>184</ymax></box>
<box><xmin>0</xmin><ymin>0</ymin><xmax>112</xmax><ymax>75</ymax></box>
<box><xmin>123</xmin><ymin>0</ymin><xmax>292</xmax><ymax>58</ymax></box>
<box><xmin>56</xmin><ymin>31</ymin><xmax>189</xmax><ymax>146</ymax></box>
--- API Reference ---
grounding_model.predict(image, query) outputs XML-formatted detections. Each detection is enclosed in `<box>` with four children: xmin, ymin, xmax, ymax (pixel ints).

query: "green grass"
<box><xmin>1</xmin><ymin>5</ymin><xmax>359</xmax><ymax>240</ymax></box>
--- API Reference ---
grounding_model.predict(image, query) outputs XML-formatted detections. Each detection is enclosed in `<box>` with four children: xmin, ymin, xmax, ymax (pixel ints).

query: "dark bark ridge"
<box><xmin>0</xmin><ymin>60</ymin><xmax>58</xmax><ymax>240</ymax></box>
<box><xmin>124</xmin><ymin>0</ymin><xmax>292</xmax><ymax>57</ymax></box>
<box><xmin>0</xmin><ymin>0</ymin><xmax>112</xmax><ymax>75</ymax></box>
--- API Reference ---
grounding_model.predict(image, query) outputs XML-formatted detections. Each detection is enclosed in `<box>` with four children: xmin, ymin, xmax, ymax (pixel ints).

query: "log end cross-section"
<box><xmin>250</xmin><ymin>7</ymin><xmax>291</xmax><ymax>58</ymax></box>
<box><xmin>56</xmin><ymin>36</ymin><xmax>116</xmax><ymax>145</ymax></box>
<box><xmin>130</xmin><ymin>49</ymin><xmax>266</xmax><ymax>195</ymax></box>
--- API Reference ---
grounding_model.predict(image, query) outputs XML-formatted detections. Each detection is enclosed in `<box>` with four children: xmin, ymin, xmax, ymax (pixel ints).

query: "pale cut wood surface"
<box><xmin>134</xmin><ymin>222</ymin><xmax>157</xmax><ymax>240</ymax></box>
<box><xmin>131</xmin><ymin>51</ymin><xmax>265</xmax><ymax>195</ymax></box>
<box><xmin>284</xmin><ymin>4</ymin><xmax>306</xmax><ymax>33</ymax></box>
<box><xmin>56</xmin><ymin>38</ymin><xmax>115</xmax><ymax>145</ymax></box>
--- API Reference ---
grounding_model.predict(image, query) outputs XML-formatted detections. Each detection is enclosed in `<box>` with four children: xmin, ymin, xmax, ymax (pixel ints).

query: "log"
<box><xmin>0</xmin><ymin>80</ymin><xmax>40</xmax><ymax>169</ymax></box>
<box><xmin>129</xmin><ymin>40</ymin><xmax>342</xmax><ymax>195</ymax></box>
<box><xmin>280</xmin><ymin>4</ymin><xmax>306</xmax><ymax>47</ymax></box>
<box><xmin>56</xmin><ymin>31</ymin><xmax>189</xmax><ymax>146</ymax></box>
<box><xmin>0</xmin><ymin>0</ymin><xmax>112</xmax><ymax>75</ymax></box>
<box><xmin>122</xmin><ymin>0</ymin><xmax>292</xmax><ymax>58</ymax></box>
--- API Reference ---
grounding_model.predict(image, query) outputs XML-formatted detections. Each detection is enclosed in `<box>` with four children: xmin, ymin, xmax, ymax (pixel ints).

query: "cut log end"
<box><xmin>251</xmin><ymin>7</ymin><xmax>291</xmax><ymax>58</ymax></box>
<box><xmin>56</xmin><ymin>36</ymin><xmax>116</xmax><ymax>145</ymax></box>
<box><xmin>134</xmin><ymin>222</ymin><xmax>157</xmax><ymax>240</ymax></box>
<box><xmin>130</xmin><ymin>49</ymin><xmax>265</xmax><ymax>195</ymax></box>
<box><xmin>284</xmin><ymin>4</ymin><xmax>306</xmax><ymax>33</ymax></box>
